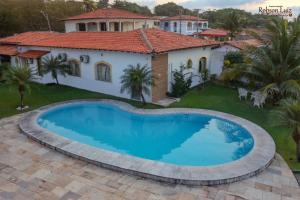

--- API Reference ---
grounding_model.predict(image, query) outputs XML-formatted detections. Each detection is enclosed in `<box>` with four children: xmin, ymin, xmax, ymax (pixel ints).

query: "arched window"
<box><xmin>198</xmin><ymin>22</ymin><xmax>203</xmax><ymax>29</ymax></box>
<box><xmin>173</xmin><ymin>22</ymin><xmax>177</xmax><ymax>32</ymax></box>
<box><xmin>95</xmin><ymin>62</ymin><xmax>111</xmax><ymax>82</ymax></box>
<box><xmin>193</xmin><ymin>22</ymin><xmax>198</xmax><ymax>30</ymax></box>
<box><xmin>187</xmin><ymin>22</ymin><xmax>192</xmax><ymax>31</ymax></box>
<box><xmin>187</xmin><ymin>59</ymin><xmax>193</xmax><ymax>68</ymax></box>
<box><xmin>68</xmin><ymin>59</ymin><xmax>81</xmax><ymax>77</ymax></box>
<box><xmin>199</xmin><ymin>57</ymin><xmax>207</xmax><ymax>73</ymax></box>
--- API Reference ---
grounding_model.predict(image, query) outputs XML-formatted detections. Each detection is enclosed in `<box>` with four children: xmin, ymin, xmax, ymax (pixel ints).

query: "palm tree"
<box><xmin>0</xmin><ymin>63</ymin><xmax>8</xmax><ymax>82</ymax></box>
<box><xmin>120</xmin><ymin>64</ymin><xmax>155</xmax><ymax>105</ymax></box>
<box><xmin>221</xmin><ymin>18</ymin><xmax>300</xmax><ymax>103</ymax></box>
<box><xmin>5</xmin><ymin>65</ymin><xmax>36</xmax><ymax>110</ymax></box>
<box><xmin>41</xmin><ymin>55</ymin><xmax>69</xmax><ymax>85</ymax></box>
<box><xmin>273</xmin><ymin>99</ymin><xmax>300</xmax><ymax>161</ymax></box>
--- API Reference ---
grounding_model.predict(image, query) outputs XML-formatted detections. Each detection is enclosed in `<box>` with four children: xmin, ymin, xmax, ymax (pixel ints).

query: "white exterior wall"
<box><xmin>167</xmin><ymin>47</ymin><xmax>221</xmax><ymax>90</ymax></box>
<box><xmin>65</xmin><ymin>21</ymin><xmax>77</xmax><ymax>32</ymax></box>
<box><xmin>161</xmin><ymin>20</ymin><xmax>208</xmax><ymax>35</ymax></box>
<box><xmin>65</xmin><ymin>19</ymin><xmax>157</xmax><ymax>32</ymax></box>
<box><xmin>215</xmin><ymin>45</ymin><xmax>240</xmax><ymax>53</ymax></box>
<box><xmin>18</xmin><ymin>46</ymin><xmax>153</xmax><ymax>102</ymax></box>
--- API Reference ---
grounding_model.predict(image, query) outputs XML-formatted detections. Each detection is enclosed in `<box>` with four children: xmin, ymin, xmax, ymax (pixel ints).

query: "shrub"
<box><xmin>171</xmin><ymin>70</ymin><xmax>191</xmax><ymax>97</ymax></box>
<box><xmin>224</xmin><ymin>51</ymin><xmax>244</xmax><ymax>67</ymax></box>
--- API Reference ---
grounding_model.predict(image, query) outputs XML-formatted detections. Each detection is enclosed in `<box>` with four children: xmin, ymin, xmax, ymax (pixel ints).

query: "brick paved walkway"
<box><xmin>0</xmin><ymin>114</ymin><xmax>299</xmax><ymax>200</ymax></box>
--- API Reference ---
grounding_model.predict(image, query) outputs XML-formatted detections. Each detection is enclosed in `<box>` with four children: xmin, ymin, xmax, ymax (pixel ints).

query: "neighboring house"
<box><xmin>235</xmin><ymin>28</ymin><xmax>269</xmax><ymax>41</ymax></box>
<box><xmin>195</xmin><ymin>29</ymin><xmax>230</xmax><ymax>41</ymax></box>
<box><xmin>0</xmin><ymin>32</ymin><xmax>60</xmax><ymax>66</ymax></box>
<box><xmin>225</xmin><ymin>39</ymin><xmax>264</xmax><ymax>51</ymax></box>
<box><xmin>64</xmin><ymin>8</ymin><xmax>159</xmax><ymax>32</ymax></box>
<box><xmin>209</xmin><ymin>39</ymin><xmax>265</xmax><ymax>73</ymax></box>
<box><xmin>160</xmin><ymin>15</ymin><xmax>208</xmax><ymax>36</ymax></box>
<box><xmin>0</xmin><ymin>29</ymin><xmax>220</xmax><ymax>103</ymax></box>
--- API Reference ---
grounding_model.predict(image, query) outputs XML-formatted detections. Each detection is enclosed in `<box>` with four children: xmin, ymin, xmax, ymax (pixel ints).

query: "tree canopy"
<box><xmin>200</xmin><ymin>8</ymin><xmax>274</xmax><ymax>29</ymax></box>
<box><xmin>0</xmin><ymin>0</ymin><xmax>84</xmax><ymax>37</ymax></box>
<box><xmin>154</xmin><ymin>2</ymin><xmax>196</xmax><ymax>16</ymax></box>
<box><xmin>112</xmin><ymin>0</ymin><xmax>152</xmax><ymax>16</ymax></box>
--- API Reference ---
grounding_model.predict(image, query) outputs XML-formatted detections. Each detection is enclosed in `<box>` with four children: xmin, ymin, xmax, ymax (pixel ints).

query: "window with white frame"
<box><xmin>193</xmin><ymin>22</ymin><xmax>198</xmax><ymax>30</ymax></box>
<box><xmin>68</xmin><ymin>60</ymin><xmax>81</xmax><ymax>77</ymax></box>
<box><xmin>187</xmin><ymin>22</ymin><xmax>192</xmax><ymax>31</ymax></box>
<box><xmin>95</xmin><ymin>62</ymin><xmax>111</xmax><ymax>82</ymax></box>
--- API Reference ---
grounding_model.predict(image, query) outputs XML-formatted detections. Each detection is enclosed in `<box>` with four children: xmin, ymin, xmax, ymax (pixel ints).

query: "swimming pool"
<box><xmin>20</xmin><ymin>100</ymin><xmax>275</xmax><ymax>185</ymax></box>
<box><xmin>37</xmin><ymin>102</ymin><xmax>254</xmax><ymax>166</ymax></box>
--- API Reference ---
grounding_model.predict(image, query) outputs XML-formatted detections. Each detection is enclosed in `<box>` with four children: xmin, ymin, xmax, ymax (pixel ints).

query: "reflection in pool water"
<box><xmin>37</xmin><ymin>103</ymin><xmax>254</xmax><ymax>166</ymax></box>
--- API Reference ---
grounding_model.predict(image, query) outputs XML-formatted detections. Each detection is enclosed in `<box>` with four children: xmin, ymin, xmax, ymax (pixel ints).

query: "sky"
<box><xmin>126</xmin><ymin>0</ymin><xmax>300</xmax><ymax>17</ymax></box>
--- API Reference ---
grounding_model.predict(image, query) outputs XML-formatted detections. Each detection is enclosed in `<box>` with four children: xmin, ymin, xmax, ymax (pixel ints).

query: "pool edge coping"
<box><xmin>19</xmin><ymin>99</ymin><xmax>276</xmax><ymax>186</ymax></box>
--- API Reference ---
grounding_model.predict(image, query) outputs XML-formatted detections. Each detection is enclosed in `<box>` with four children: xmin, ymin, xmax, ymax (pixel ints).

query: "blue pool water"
<box><xmin>37</xmin><ymin>103</ymin><xmax>254</xmax><ymax>166</ymax></box>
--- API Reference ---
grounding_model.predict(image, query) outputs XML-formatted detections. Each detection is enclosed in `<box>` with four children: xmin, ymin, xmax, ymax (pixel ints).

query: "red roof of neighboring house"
<box><xmin>143</xmin><ymin>29</ymin><xmax>219</xmax><ymax>53</ymax></box>
<box><xmin>226</xmin><ymin>39</ymin><xmax>264</xmax><ymax>50</ymax></box>
<box><xmin>18</xmin><ymin>50</ymin><xmax>50</xmax><ymax>59</ymax></box>
<box><xmin>65</xmin><ymin>8</ymin><xmax>150</xmax><ymax>21</ymax></box>
<box><xmin>161</xmin><ymin>15</ymin><xmax>207</xmax><ymax>21</ymax></box>
<box><xmin>199</xmin><ymin>29</ymin><xmax>229</xmax><ymax>37</ymax></box>
<box><xmin>0</xmin><ymin>45</ymin><xmax>18</xmax><ymax>56</ymax></box>
<box><xmin>20</xmin><ymin>29</ymin><xmax>220</xmax><ymax>54</ymax></box>
<box><xmin>0</xmin><ymin>32</ymin><xmax>61</xmax><ymax>45</ymax></box>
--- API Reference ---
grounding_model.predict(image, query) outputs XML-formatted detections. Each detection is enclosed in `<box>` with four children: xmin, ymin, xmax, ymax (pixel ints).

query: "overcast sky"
<box><xmin>126</xmin><ymin>0</ymin><xmax>300</xmax><ymax>17</ymax></box>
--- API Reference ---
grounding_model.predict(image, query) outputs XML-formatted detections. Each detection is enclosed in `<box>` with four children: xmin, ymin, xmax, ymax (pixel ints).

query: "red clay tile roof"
<box><xmin>0</xmin><ymin>32</ymin><xmax>61</xmax><ymax>45</ymax></box>
<box><xmin>0</xmin><ymin>45</ymin><xmax>18</xmax><ymax>56</ymax></box>
<box><xmin>161</xmin><ymin>15</ymin><xmax>207</xmax><ymax>21</ymax></box>
<box><xmin>18</xmin><ymin>50</ymin><xmax>50</xmax><ymax>59</ymax></box>
<box><xmin>226</xmin><ymin>39</ymin><xmax>264</xmax><ymax>50</ymax></box>
<box><xmin>20</xmin><ymin>29</ymin><xmax>220</xmax><ymax>54</ymax></box>
<box><xmin>199</xmin><ymin>29</ymin><xmax>229</xmax><ymax>37</ymax></box>
<box><xmin>65</xmin><ymin>8</ymin><xmax>150</xmax><ymax>21</ymax></box>
<box><xmin>143</xmin><ymin>29</ymin><xmax>219</xmax><ymax>53</ymax></box>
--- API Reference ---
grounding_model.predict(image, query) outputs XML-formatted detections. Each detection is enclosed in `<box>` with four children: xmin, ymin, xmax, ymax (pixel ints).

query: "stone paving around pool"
<box><xmin>0</xmin><ymin>114</ymin><xmax>299</xmax><ymax>200</ymax></box>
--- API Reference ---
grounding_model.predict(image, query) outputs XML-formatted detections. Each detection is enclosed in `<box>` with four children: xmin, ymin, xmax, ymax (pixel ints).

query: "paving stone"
<box><xmin>0</xmin><ymin>114</ymin><xmax>299</xmax><ymax>200</ymax></box>
<box><xmin>59</xmin><ymin>191</ymin><xmax>81</xmax><ymax>200</ymax></box>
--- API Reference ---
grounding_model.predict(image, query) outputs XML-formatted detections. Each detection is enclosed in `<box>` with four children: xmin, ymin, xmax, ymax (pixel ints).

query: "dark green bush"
<box><xmin>171</xmin><ymin>70</ymin><xmax>191</xmax><ymax>97</ymax></box>
<box><xmin>224</xmin><ymin>51</ymin><xmax>244</xmax><ymax>66</ymax></box>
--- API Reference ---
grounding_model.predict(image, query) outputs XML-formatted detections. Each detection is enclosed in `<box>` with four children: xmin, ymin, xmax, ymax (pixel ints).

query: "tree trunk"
<box><xmin>19</xmin><ymin>85</ymin><xmax>25</xmax><ymax>110</ymax></box>
<box><xmin>292</xmin><ymin>130</ymin><xmax>300</xmax><ymax>162</ymax></box>
<box><xmin>141</xmin><ymin>93</ymin><xmax>146</xmax><ymax>105</ymax></box>
<box><xmin>55</xmin><ymin>76</ymin><xmax>59</xmax><ymax>85</ymax></box>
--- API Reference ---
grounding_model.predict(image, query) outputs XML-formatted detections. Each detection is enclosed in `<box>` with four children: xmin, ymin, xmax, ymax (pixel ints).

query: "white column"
<box><xmin>106</xmin><ymin>21</ymin><xmax>109</xmax><ymax>31</ymax></box>
<box><xmin>119</xmin><ymin>21</ymin><xmax>121</xmax><ymax>32</ymax></box>
<box><xmin>133</xmin><ymin>20</ymin><xmax>135</xmax><ymax>30</ymax></box>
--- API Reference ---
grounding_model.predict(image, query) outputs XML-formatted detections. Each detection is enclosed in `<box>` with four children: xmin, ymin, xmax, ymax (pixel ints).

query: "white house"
<box><xmin>0</xmin><ymin>29</ymin><xmax>220</xmax><ymax>103</ymax></box>
<box><xmin>64</xmin><ymin>8</ymin><xmax>160</xmax><ymax>33</ymax></box>
<box><xmin>160</xmin><ymin>15</ymin><xmax>208</xmax><ymax>36</ymax></box>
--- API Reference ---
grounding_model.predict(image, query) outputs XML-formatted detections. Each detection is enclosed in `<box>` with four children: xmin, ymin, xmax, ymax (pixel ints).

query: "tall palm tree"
<box><xmin>5</xmin><ymin>65</ymin><xmax>36</xmax><ymax>110</ymax></box>
<box><xmin>273</xmin><ymin>99</ymin><xmax>300</xmax><ymax>161</ymax></box>
<box><xmin>120</xmin><ymin>64</ymin><xmax>155</xmax><ymax>105</ymax></box>
<box><xmin>221</xmin><ymin>18</ymin><xmax>300</xmax><ymax>103</ymax></box>
<box><xmin>41</xmin><ymin>55</ymin><xmax>69</xmax><ymax>85</ymax></box>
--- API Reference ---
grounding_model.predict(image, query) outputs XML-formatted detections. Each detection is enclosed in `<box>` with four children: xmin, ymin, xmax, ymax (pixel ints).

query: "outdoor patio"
<box><xmin>0</xmin><ymin>114</ymin><xmax>299</xmax><ymax>200</ymax></box>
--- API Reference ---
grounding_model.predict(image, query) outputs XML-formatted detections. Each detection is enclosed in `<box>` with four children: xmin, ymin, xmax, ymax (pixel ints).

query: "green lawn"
<box><xmin>0</xmin><ymin>82</ymin><xmax>299</xmax><ymax>170</ymax></box>
<box><xmin>0</xmin><ymin>83</ymin><xmax>158</xmax><ymax>119</ymax></box>
<box><xmin>171</xmin><ymin>83</ymin><xmax>299</xmax><ymax>170</ymax></box>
